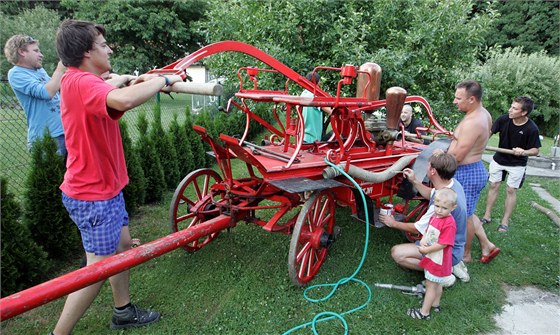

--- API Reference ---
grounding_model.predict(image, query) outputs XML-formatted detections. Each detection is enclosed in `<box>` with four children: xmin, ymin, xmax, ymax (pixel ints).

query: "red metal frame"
<box><xmin>0</xmin><ymin>41</ymin><xmax>450</xmax><ymax>320</ymax></box>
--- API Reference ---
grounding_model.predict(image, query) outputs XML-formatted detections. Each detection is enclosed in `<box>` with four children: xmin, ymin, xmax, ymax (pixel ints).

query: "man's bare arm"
<box><xmin>447</xmin><ymin>120</ymin><xmax>481</xmax><ymax>163</ymax></box>
<box><xmin>44</xmin><ymin>61</ymin><xmax>66</xmax><ymax>98</ymax></box>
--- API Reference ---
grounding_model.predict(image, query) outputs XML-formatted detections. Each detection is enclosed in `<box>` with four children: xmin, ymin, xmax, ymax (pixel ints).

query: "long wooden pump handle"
<box><xmin>416</xmin><ymin>134</ymin><xmax>515</xmax><ymax>155</ymax></box>
<box><xmin>161</xmin><ymin>82</ymin><xmax>223</xmax><ymax>96</ymax></box>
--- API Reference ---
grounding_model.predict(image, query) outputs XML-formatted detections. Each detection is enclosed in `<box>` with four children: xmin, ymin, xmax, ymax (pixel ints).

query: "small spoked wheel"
<box><xmin>169</xmin><ymin>168</ymin><xmax>223</xmax><ymax>252</ymax></box>
<box><xmin>288</xmin><ymin>190</ymin><xmax>336</xmax><ymax>287</ymax></box>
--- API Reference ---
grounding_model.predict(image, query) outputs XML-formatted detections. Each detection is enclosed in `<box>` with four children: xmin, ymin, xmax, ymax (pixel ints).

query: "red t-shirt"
<box><xmin>418</xmin><ymin>215</ymin><xmax>456</xmax><ymax>277</ymax></box>
<box><xmin>59</xmin><ymin>67</ymin><xmax>128</xmax><ymax>200</ymax></box>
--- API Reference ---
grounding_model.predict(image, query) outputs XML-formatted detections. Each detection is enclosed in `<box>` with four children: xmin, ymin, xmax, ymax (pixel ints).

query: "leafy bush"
<box><xmin>23</xmin><ymin>135</ymin><xmax>81</xmax><ymax>259</ymax></box>
<box><xmin>199</xmin><ymin>0</ymin><xmax>494</xmax><ymax>123</ymax></box>
<box><xmin>1</xmin><ymin>178</ymin><xmax>51</xmax><ymax>297</ymax></box>
<box><xmin>120</xmin><ymin>120</ymin><xmax>146</xmax><ymax>215</ymax></box>
<box><xmin>464</xmin><ymin>47</ymin><xmax>560</xmax><ymax>137</ymax></box>
<box><xmin>59</xmin><ymin>0</ymin><xmax>208</xmax><ymax>73</ymax></box>
<box><xmin>135</xmin><ymin>113</ymin><xmax>165</xmax><ymax>203</ymax></box>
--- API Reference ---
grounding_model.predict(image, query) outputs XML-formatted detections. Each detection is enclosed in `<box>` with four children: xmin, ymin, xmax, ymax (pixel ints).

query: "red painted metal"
<box><xmin>0</xmin><ymin>215</ymin><xmax>232</xmax><ymax>320</ymax></box>
<box><xmin>1</xmin><ymin>40</ymin><xmax>449</xmax><ymax>320</ymax></box>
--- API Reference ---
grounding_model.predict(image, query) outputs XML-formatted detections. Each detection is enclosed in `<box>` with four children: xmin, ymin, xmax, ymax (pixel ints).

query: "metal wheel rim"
<box><xmin>169</xmin><ymin>168</ymin><xmax>223</xmax><ymax>252</ymax></box>
<box><xmin>288</xmin><ymin>190</ymin><xmax>335</xmax><ymax>287</ymax></box>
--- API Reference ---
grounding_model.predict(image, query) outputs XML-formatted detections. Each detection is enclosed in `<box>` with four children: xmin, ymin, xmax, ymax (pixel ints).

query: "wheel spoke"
<box><xmin>289</xmin><ymin>190</ymin><xmax>336</xmax><ymax>286</ymax></box>
<box><xmin>202</xmin><ymin>174</ymin><xmax>211</xmax><ymax>197</ymax></box>
<box><xmin>169</xmin><ymin>169</ymin><xmax>223</xmax><ymax>252</ymax></box>
<box><xmin>193</xmin><ymin>179</ymin><xmax>203</xmax><ymax>201</ymax></box>
<box><xmin>296</xmin><ymin>241</ymin><xmax>311</xmax><ymax>263</ymax></box>
<box><xmin>298</xmin><ymin>247</ymin><xmax>311</xmax><ymax>279</ymax></box>
<box><xmin>176</xmin><ymin>212</ymin><xmax>196</xmax><ymax>224</ymax></box>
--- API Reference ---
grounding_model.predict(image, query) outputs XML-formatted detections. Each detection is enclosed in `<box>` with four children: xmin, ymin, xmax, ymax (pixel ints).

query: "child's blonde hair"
<box><xmin>434</xmin><ymin>187</ymin><xmax>457</xmax><ymax>206</ymax></box>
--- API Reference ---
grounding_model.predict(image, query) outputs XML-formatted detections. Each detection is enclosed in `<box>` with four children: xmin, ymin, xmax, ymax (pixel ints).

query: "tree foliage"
<box><xmin>120</xmin><ymin>120</ymin><xmax>146</xmax><ymax>215</ymax></box>
<box><xmin>1</xmin><ymin>178</ymin><xmax>51</xmax><ymax>297</ymax></box>
<box><xmin>150</xmin><ymin>103</ymin><xmax>181</xmax><ymax>190</ymax></box>
<box><xmin>482</xmin><ymin>0</ymin><xmax>559</xmax><ymax>56</ymax></box>
<box><xmin>135</xmin><ymin>113</ymin><xmax>166</xmax><ymax>203</ymax></box>
<box><xmin>23</xmin><ymin>135</ymin><xmax>81</xmax><ymax>259</ymax></box>
<box><xmin>464</xmin><ymin>47</ymin><xmax>560</xmax><ymax>137</ymax></box>
<box><xmin>0</xmin><ymin>4</ymin><xmax>62</xmax><ymax>78</ymax></box>
<box><xmin>59</xmin><ymin>0</ymin><xmax>208</xmax><ymax>73</ymax></box>
<box><xmin>184</xmin><ymin>107</ymin><xmax>208</xmax><ymax>170</ymax></box>
<box><xmin>198</xmin><ymin>0</ymin><xmax>494</xmax><ymax>119</ymax></box>
<box><xmin>169</xmin><ymin>114</ymin><xmax>194</xmax><ymax>179</ymax></box>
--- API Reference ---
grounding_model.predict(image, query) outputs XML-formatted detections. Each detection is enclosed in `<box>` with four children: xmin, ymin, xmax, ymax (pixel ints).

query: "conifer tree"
<box><xmin>1</xmin><ymin>178</ymin><xmax>51</xmax><ymax>296</ymax></box>
<box><xmin>120</xmin><ymin>120</ymin><xmax>146</xmax><ymax>214</ymax></box>
<box><xmin>135</xmin><ymin>113</ymin><xmax>166</xmax><ymax>203</ymax></box>
<box><xmin>184</xmin><ymin>106</ymin><xmax>207</xmax><ymax>169</ymax></box>
<box><xmin>169</xmin><ymin>114</ymin><xmax>194</xmax><ymax>178</ymax></box>
<box><xmin>150</xmin><ymin>103</ymin><xmax>180</xmax><ymax>190</ymax></box>
<box><xmin>195</xmin><ymin>110</ymin><xmax>216</xmax><ymax>167</ymax></box>
<box><xmin>23</xmin><ymin>135</ymin><xmax>80</xmax><ymax>259</ymax></box>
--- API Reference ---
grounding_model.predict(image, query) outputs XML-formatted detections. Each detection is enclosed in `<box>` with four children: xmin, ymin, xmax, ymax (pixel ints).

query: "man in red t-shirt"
<box><xmin>51</xmin><ymin>20</ymin><xmax>184</xmax><ymax>335</ymax></box>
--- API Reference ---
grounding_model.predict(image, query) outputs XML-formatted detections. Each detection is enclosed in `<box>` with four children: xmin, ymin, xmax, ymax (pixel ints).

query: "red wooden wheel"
<box><xmin>169</xmin><ymin>168</ymin><xmax>223</xmax><ymax>252</ymax></box>
<box><xmin>288</xmin><ymin>190</ymin><xmax>335</xmax><ymax>287</ymax></box>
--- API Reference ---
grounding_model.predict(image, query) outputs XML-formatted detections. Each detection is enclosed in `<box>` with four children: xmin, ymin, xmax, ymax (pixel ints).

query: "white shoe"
<box><xmin>452</xmin><ymin>261</ymin><xmax>470</xmax><ymax>282</ymax></box>
<box><xmin>441</xmin><ymin>274</ymin><xmax>456</xmax><ymax>288</ymax></box>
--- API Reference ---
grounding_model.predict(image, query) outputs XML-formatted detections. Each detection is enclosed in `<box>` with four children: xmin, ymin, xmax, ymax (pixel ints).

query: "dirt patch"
<box><xmin>489</xmin><ymin>285</ymin><xmax>560</xmax><ymax>335</ymax></box>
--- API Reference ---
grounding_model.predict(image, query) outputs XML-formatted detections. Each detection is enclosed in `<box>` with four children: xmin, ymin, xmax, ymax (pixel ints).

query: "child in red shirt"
<box><xmin>408</xmin><ymin>187</ymin><xmax>457</xmax><ymax>320</ymax></box>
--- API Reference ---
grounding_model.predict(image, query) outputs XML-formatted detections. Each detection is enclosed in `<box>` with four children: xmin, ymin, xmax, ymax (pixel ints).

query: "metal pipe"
<box><xmin>0</xmin><ymin>215</ymin><xmax>232</xmax><ymax>321</ymax></box>
<box><xmin>374</xmin><ymin>283</ymin><xmax>425</xmax><ymax>297</ymax></box>
<box><xmin>244</xmin><ymin>141</ymin><xmax>300</xmax><ymax>162</ymax></box>
<box><xmin>322</xmin><ymin>155</ymin><xmax>417</xmax><ymax>181</ymax></box>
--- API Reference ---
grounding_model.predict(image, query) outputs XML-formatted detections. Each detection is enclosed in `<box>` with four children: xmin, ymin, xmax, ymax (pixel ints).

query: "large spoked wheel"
<box><xmin>288</xmin><ymin>190</ymin><xmax>336</xmax><ymax>287</ymax></box>
<box><xmin>169</xmin><ymin>168</ymin><xmax>223</xmax><ymax>252</ymax></box>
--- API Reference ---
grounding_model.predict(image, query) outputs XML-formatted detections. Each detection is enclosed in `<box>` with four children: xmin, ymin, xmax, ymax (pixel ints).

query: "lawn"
<box><xmin>1</xmin><ymin>158</ymin><xmax>558</xmax><ymax>335</ymax></box>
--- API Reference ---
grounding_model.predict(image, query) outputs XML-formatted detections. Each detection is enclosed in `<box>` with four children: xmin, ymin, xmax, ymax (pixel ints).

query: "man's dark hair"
<box><xmin>514</xmin><ymin>96</ymin><xmax>534</xmax><ymax>115</ymax></box>
<box><xmin>305</xmin><ymin>71</ymin><xmax>321</xmax><ymax>84</ymax></box>
<box><xmin>429</xmin><ymin>153</ymin><xmax>457</xmax><ymax>180</ymax></box>
<box><xmin>456</xmin><ymin>80</ymin><xmax>483</xmax><ymax>101</ymax></box>
<box><xmin>56</xmin><ymin>19</ymin><xmax>105</xmax><ymax>67</ymax></box>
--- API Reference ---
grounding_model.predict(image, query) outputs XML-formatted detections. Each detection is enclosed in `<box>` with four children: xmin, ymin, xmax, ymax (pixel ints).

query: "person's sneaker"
<box><xmin>110</xmin><ymin>304</ymin><xmax>161</xmax><ymax>330</ymax></box>
<box><xmin>441</xmin><ymin>274</ymin><xmax>456</xmax><ymax>288</ymax></box>
<box><xmin>452</xmin><ymin>261</ymin><xmax>470</xmax><ymax>282</ymax></box>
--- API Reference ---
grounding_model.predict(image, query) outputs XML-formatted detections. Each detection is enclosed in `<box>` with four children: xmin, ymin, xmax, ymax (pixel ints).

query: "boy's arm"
<box><xmin>106</xmin><ymin>74</ymin><xmax>183</xmax><ymax>112</ymax></box>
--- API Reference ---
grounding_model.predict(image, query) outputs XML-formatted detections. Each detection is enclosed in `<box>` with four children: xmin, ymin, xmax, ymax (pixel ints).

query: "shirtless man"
<box><xmin>447</xmin><ymin>80</ymin><xmax>500</xmax><ymax>264</ymax></box>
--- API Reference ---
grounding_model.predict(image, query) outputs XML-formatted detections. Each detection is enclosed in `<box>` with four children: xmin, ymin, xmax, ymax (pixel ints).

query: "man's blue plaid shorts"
<box><xmin>62</xmin><ymin>192</ymin><xmax>129</xmax><ymax>256</ymax></box>
<box><xmin>455</xmin><ymin>161</ymin><xmax>488</xmax><ymax>216</ymax></box>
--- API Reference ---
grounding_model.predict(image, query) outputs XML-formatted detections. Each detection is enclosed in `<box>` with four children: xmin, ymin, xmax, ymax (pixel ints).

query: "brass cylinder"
<box><xmin>356</xmin><ymin>62</ymin><xmax>382</xmax><ymax>101</ymax></box>
<box><xmin>385</xmin><ymin>87</ymin><xmax>407</xmax><ymax>129</ymax></box>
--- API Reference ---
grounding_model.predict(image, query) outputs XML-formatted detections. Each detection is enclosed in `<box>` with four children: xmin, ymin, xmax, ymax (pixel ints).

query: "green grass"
<box><xmin>2</xmin><ymin>158</ymin><xmax>559</xmax><ymax>335</ymax></box>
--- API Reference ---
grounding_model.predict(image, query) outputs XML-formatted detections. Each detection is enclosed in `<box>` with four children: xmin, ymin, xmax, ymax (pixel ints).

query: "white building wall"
<box><xmin>187</xmin><ymin>65</ymin><xmax>209</xmax><ymax>83</ymax></box>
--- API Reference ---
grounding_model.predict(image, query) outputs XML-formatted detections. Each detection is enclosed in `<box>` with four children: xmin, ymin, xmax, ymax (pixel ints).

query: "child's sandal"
<box><xmin>419</xmin><ymin>300</ymin><xmax>441</xmax><ymax>313</ymax></box>
<box><xmin>407</xmin><ymin>308</ymin><xmax>430</xmax><ymax>320</ymax></box>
